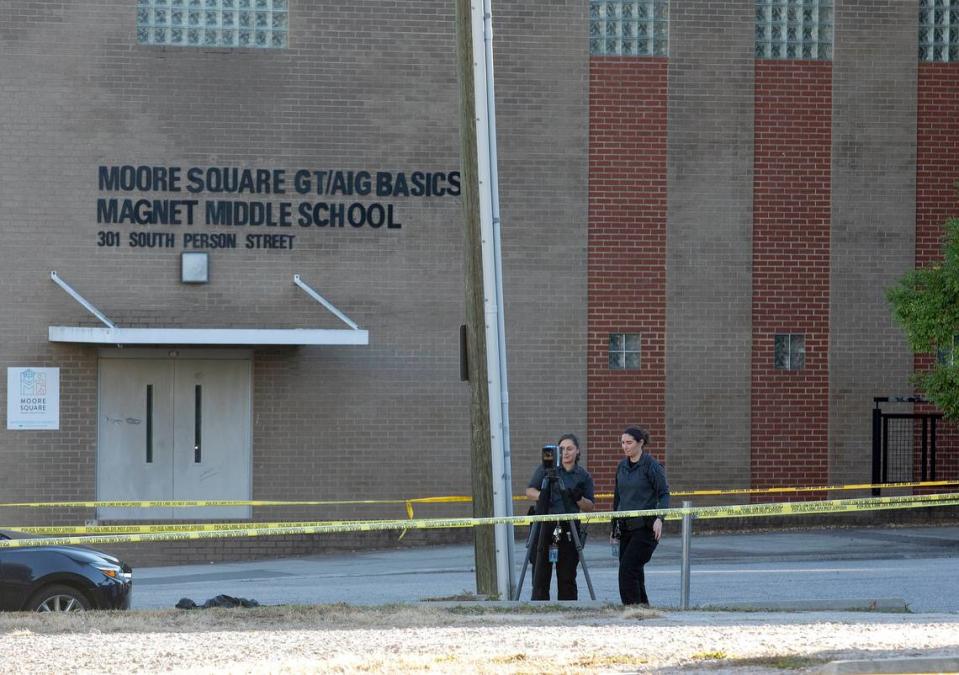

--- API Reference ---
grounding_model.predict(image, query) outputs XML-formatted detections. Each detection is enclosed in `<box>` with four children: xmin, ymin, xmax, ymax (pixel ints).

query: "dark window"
<box><xmin>774</xmin><ymin>333</ymin><xmax>805</xmax><ymax>370</ymax></box>
<box><xmin>936</xmin><ymin>335</ymin><xmax>959</xmax><ymax>365</ymax></box>
<box><xmin>609</xmin><ymin>333</ymin><xmax>641</xmax><ymax>370</ymax></box>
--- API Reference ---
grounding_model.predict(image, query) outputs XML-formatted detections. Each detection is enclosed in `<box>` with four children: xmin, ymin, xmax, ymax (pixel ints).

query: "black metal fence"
<box><xmin>872</xmin><ymin>397</ymin><xmax>942</xmax><ymax>495</ymax></box>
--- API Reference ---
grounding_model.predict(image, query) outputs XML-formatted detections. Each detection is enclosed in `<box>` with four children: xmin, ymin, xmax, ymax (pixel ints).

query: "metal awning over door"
<box><xmin>47</xmin><ymin>272</ymin><xmax>368</xmax><ymax>346</ymax></box>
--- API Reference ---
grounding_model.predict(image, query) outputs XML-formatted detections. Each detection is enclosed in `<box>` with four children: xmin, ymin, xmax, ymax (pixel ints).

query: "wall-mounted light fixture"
<box><xmin>181</xmin><ymin>252</ymin><xmax>209</xmax><ymax>284</ymax></box>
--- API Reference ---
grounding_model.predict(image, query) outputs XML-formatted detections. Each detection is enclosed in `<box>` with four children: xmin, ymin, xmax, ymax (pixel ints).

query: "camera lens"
<box><xmin>542</xmin><ymin>444</ymin><xmax>557</xmax><ymax>469</ymax></box>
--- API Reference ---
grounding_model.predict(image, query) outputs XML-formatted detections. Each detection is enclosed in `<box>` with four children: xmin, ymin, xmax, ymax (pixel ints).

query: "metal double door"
<box><xmin>97</xmin><ymin>357</ymin><xmax>251</xmax><ymax>520</ymax></box>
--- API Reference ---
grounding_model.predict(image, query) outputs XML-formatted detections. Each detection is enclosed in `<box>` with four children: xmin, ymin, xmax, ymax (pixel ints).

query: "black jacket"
<box><xmin>613</xmin><ymin>452</ymin><xmax>669</xmax><ymax>530</ymax></box>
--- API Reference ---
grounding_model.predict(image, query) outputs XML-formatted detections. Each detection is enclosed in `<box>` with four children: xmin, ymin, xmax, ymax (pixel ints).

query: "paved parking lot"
<box><xmin>132</xmin><ymin>525</ymin><xmax>959</xmax><ymax>611</ymax></box>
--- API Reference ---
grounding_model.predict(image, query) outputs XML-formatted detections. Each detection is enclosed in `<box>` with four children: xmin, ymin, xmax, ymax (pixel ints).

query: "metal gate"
<box><xmin>871</xmin><ymin>396</ymin><xmax>942</xmax><ymax>495</ymax></box>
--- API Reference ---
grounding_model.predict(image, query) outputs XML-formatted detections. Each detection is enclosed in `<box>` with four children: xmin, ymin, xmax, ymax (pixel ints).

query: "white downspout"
<box><xmin>483</xmin><ymin>0</ymin><xmax>516</xmax><ymax>600</ymax></box>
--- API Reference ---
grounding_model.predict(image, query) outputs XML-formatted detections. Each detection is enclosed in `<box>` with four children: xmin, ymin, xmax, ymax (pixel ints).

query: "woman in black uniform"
<box><xmin>611</xmin><ymin>426</ymin><xmax>670</xmax><ymax>606</ymax></box>
<box><xmin>525</xmin><ymin>433</ymin><xmax>595</xmax><ymax>600</ymax></box>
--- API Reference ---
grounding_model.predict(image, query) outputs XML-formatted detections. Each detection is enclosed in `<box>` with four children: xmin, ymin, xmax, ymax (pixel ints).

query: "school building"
<box><xmin>1</xmin><ymin>0</ymin><xmax>957</xmax><ymax>562</ymax></box>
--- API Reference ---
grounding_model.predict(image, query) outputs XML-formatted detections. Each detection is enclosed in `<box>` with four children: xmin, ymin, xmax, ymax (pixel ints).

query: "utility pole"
<box><xmin>454</xmin><ymin>0</ymin><xmax>495</xmax><ymax>598</ymax></box>
<box><xmin>453</xmin><ymin>0</ymin><xmax>514</xmax><ymax>600</ymax></box>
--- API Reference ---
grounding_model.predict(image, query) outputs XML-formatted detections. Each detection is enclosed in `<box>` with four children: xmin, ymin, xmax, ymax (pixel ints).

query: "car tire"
<box><xmin>27</xmin><ymin>585</ymin><xmax>92</xmax><ymax>612</ymax></box>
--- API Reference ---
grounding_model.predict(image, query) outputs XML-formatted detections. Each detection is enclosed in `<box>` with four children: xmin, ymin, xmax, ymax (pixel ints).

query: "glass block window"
<box><xmin>609</xmin><ymin>333</ymin><xmax>641</xmax><ymax>370</ymax></box>
<box><xmin>590</xmin><ymin>1</ymin><xmax>668</xmax><ymax>56</ymax></box>
<box><xmin>756</xmin><ymin>0</ymin><xmax>832</xmax><ymax>60</ymax></box>
<box><xmin>919</xmin><ymin>0</ymin><xmax>959</xmax><ymax>62</ymax></box>
<box><xmin>774</xmin><ymin>334</ymin><xmax>805</xmax><ymax>370</ymax></box>
<box><xmin>136</xmin><ymin>0</ymin><xmax>288</xmax><ymax>49</ymax></box>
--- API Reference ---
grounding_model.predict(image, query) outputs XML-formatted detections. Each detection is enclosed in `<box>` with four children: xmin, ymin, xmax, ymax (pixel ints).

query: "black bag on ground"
<box><xmin>175</xmin><ymin>594</ymin><xmax>260</xmax><ymax>609</ymax></box>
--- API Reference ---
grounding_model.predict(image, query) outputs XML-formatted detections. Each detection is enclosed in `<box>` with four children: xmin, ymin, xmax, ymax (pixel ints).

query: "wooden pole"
<box><xmin>453</xmin><ymin>0</ymin><xmax>497</xmax><ymax>597</ymax></box>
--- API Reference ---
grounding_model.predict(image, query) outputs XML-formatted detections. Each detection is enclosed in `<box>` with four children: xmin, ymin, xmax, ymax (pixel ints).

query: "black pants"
<box><xmin>618</xmin><ymin>526</ymin><xmax>657</xmax><ymax>605</ymax></box>
<box><xmin>531</xmin><ymin>521</ymin><xmax>579</xmax><ymax>600</ymax></box>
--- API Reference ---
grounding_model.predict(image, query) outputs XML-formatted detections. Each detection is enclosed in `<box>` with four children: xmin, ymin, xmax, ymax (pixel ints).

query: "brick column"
<box><xmin>914</xmin><ymin>62</ymin><xmax>959</xmax><ymax>483</ymax></box>
<box><xmin>587</xmin><ymin>58</ymin><xmax>668</xmax><ymax>499</ymax></box>
<box><xmin>751</xmin><ymin>61</ymin><xmax>831</xmax><ymax>494</ymax></box>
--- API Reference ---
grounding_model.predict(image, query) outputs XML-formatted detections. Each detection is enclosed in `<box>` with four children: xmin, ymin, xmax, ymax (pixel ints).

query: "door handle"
<box><xmin>146</xmin><ymin>384</ymin><xmax>153</xmax><ymax>464</ymax></box>
<box><xmin>194</xmin><ymin>384</ymin><xmax>202</xmax><ymax>463</ymax></box>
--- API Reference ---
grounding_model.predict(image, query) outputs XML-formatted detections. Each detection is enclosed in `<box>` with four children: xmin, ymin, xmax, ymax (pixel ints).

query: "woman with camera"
<box><xmin>611</xmin><ymin>426</ymin><xmax>670</xmax><ymax>606</ymax></box>
<box><xmin>525</xmin><ymin>433</ymin><xmax>595</xmax><ymax>600</ymax></box>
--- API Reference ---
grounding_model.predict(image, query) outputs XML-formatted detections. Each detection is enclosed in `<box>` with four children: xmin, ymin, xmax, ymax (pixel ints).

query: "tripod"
<box><xmin>514</xmin><ymin>469</ymin><xmax>595</xmax><ymax>601</ymax></box>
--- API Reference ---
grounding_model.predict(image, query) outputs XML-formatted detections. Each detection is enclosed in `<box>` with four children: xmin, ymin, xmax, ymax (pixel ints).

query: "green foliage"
<box><xmin>887</xmin><ymin>217</ymin><xmax>959</xmax><ymax>420</ymax></box>
<box><xmin>915</xmin><ymin>363</ymin><xmax>959</xmax><ymax>421</ymax></box>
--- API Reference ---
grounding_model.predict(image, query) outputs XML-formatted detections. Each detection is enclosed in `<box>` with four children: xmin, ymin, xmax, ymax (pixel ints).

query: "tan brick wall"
<box><xmin>0</xmin><ymin>1</ymin><xmax>589</xmax><ymax>561</ymax></box>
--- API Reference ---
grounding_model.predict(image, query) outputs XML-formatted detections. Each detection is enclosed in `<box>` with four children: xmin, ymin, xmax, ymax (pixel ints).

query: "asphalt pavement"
<box><xmin>131</xmin><ymin>524</ymin><xmax>959</xmax><ymax>612</ymax></box>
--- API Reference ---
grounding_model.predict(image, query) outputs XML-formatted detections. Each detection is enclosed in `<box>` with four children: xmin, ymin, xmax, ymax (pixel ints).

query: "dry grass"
<box><xmin>691</xmin><ymin>650</ymin><xmax>728</xmax><ymax>660</ymax></box>
<box><xmin>622</xmin><ymin>605</ymin><xmax>663</xmax><ymax>620</ymax></box>
<box><xmin>571</xmin><ymin>653</ymin><xmax>648</xmax><ymax>668</ymax></box>
<box><xmin>0</xmin><ymin>602</ymin><xmax>631</xmax><ymax>636</ymax></box>
<box><xmin>688</xmin><ymin>654</ymin><xmax>831</xmax><ymax>671</ymax></box>
<box><xmin>421</xmin><ymin>590</ymin><xmax>484</xmax><ymax>602</ymax></box>
<box><xmin>725</xmin><ymin>655</ymin><xmax>829</xmax><ymax>670</ymax></box>
<box><xmin>2</xmin><ymin>605</ymin><xmax>954</xmax><ymax>674</ymax></box>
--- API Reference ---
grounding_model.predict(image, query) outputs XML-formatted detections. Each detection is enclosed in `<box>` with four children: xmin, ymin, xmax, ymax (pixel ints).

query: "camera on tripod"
<box><xmin>542</xmin><ymin>444</ymin><xmax>560</xmax><ymax>477</ymax></box>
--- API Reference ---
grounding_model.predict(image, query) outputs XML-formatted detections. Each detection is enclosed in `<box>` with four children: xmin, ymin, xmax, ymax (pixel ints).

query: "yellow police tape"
<box><xmin>670</xmin><ymin>479</ymin><xmax>959</xmax><ymax>497</ymax></box>
<box><xmin>5</xmin><ymin>520</ymin><xmax>400</xmax><ymax>535</ymax></box>
<box><xmin>0</xmin><ymin>498</ymin><xmax>414</xmax><ymax>508</ymax></box>
<box><xmin>1</xmin><ymin>491</ymin><xmax>957</xmax><ymax>549</ymax></box>
<box><xmin>2</xmin><ymin>481</ymin><xmax>956</xmax><ymax>516</ymax></box>
<box><xmin>412</xmin><ymin>481</ymin><xmax>959</xmax><ymax>518</ymax></box>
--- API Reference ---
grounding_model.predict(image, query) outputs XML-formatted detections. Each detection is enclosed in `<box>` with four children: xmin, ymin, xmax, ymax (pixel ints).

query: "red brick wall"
<box><xmin>914</xmin><ymin>63</ymin><xmax>959</xmax><ymax>484</ymax></box>
<box><xmin>751</xmin><ymin>61</ymin><xmax>831</xmax><ymax>496</ymax></box>
<box><xmin>587</xmin><ymin>58</ymin><xmax>668</xmax><ymax>502</ymax></box>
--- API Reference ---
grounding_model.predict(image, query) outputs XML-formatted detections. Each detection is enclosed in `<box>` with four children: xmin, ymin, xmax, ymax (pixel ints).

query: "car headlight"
<box><xmin>93</xmin><ymin>564</ymin><xmax>132</xmax><ymax>582</ymax></box>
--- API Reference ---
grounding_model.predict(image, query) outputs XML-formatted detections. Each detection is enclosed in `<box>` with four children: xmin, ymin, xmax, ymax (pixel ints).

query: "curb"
<box><xmin>419</xmin><ymin>600</ymin><xmax>614</xmax><ymax>609</ymax></box>
<box><xmin>698</xmin><ymin>598</ymin><xmax>909</xmax><ymax>613</ymax></box>
<box><xmin>418</xmin><ymin>599</ymin><xmax>911</xmax><ymax>613</ymax></box>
